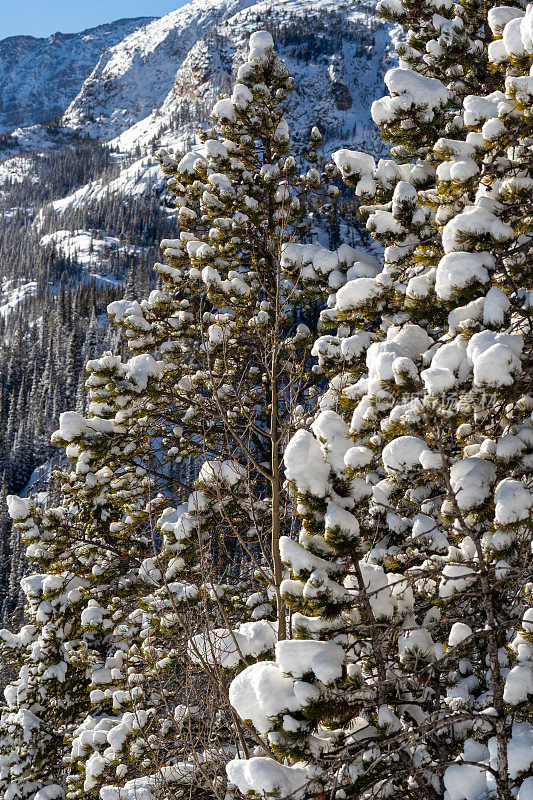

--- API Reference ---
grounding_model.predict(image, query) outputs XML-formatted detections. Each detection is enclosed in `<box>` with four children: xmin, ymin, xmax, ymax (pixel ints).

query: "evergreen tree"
<box><xmin>66</xmin><ymin>29</ymin><xmax>376</xmax><ymax>800</ymax></box>
<box><xmin>82</xmin><ymin>309</ymin><xmax>102</xmax><ymax>364</ymax></box>
<box><xmin>226</xmin><ymin>5</ymin><xmax>533</xmax><ymax>800</ymax></box>
<box><xmin>65</xmin><ymin>324</ymin><xmax>84</xmax><ymax>405</ymax></box>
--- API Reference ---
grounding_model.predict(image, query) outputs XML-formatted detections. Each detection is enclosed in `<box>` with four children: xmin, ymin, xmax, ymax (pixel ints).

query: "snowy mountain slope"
<box><xmin>0</xmin><ymin>155</ymin><xmax>37</xmax><ymax>186</ymax></box>
<box><xmin>0</xmin><ymin>18</ymin><xmax>153</xmax><ymax>134</ymax></box>
<box><xmin>61</xmin><ymin>0</ymin><xmax>258</xmax><ymax>140</ymax></box>
<box><xmin>40</xmin><ymin>230</ymin><xmax>138</xmax><ymax>286</ymax></box>
<box><xmin>48</xmin><ymin>157</ymin><xmax>164</xmax><ymax>215</ymax></box>
<box><xmin>109</xmin><ymin>32</ymin><xmax>234</xmax><ymax>154</ymax></box>
<box><xmin>0</xmin><ymin>279</ymin><xmax>37</xmax><ymax>317</ymax></box>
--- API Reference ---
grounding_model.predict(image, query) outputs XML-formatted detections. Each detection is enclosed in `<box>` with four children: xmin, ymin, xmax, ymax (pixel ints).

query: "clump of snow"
<box><xmin>332</xmin><ymin>149</ymin><xmax>376</xmax><ymax>180</ymax></box>
<box><xmin>388</xmin><ymin>323</ymin><xmax>432</xmax><ymax>355</ymax></box>
<box><xmin>340</xmin><ymin>332</ymin><xmax>375</xmax><ymax>363</ymax></box>
<box><xmin>56</xmin><ymin>411</ymin><xmax>87</xmax><ymax>442</ymax></box>
<box><xmin>463</xmin><ymin>92</ymin><xmax>505</xmax><ymax>126</ymax></box>
<box><xmin>276</xmin><ymin>639</ymin><xmax>345</xmax><ymax>684</ymax></box>
<box><xmin>126</xmin><ymin>354</ymin><xmax>162</xmax><ymax>390</ymax></box>
<box><xmin>336</xmin><ymin>277</ymin><xmax>383</xmax><ymax>311</ymax></box>
<box><xmin>367</xmin><ymin>209</ymin><xmax>402</xmax><ymax>235</ymax></box>
<box><xmin>344</xmin><ymin>446</ymin><xmax>374</xmax><ymax>470</ymax></box>
<box><xmin>412</xmin><ymin>513</ymin><xmax>448</xmax><ymax>551</ymax></box>
<box><xmin>284</xmin><ymin>430</ymin><xmax>330</xmax><ymax>496</ymax></box>
<box><xmin>190</xmin><ymin>620</ymin><xmax>277</xmax><ymax>669</ymax></box>
<box><xmin>448</xmin><ymin>622</ymin><xmax>472</xmax><ymax>647</ymax></box>
<box><xmin>348</xmin><ymin>562</ymin><xmax>413</xmax><ymax>620</ymax></box>
<box><xmin>231</xmin><ymin>83</ymin><xmax>253</xmax><ymax>111</ymax></box>
<box><xmin>494</xmin><ymin>479</ymin><xmax>532</xmax><ymax>524</ymax></box>
<box><xmin>488</xmin><ymin>5</ymin><xmax>524</xmax><ymax>34</ymax></box>
<box><xmin>447</xmin><ymin>299</ymin><xmax>484</xmax><ymax>334</ymax></box>
<box><xmin>198</xmin><ymin>459</ymin><xmax>245</xmax><ymax>488</ymax></box>
<box><xmin>6</xmin><ymin>496</ymin><xmax>30</xmax><ymax>521</ymax></box>
<box><xmin>444</xmin><ymin>750</ymin><xmax>489</xmax><ymax>800</ymax></box>
<box><xmin>450</xmin><ymin>457</ymin><xmax>496</xmax><ymax>509</ymax></box>
<box><xmin>377</xmin><ymin>0</ymin><xmax>407</xmax><ymax>15</ymax></box>
<box><xmin>227</xmin><ymin>758</ymin><xmax>310</xmax><ymax>800</ymax></box>
<box><xmin>325</xmin><ymin>501</ymin><xmax>359</xmax><ymax>540</ymax></box>
<box><xmin>506</xmin><ymin>74</ymin><xmax>533</xmax><ymax>107</ymax></box>
<box><xmin>391</xmin><ymin>179</ymin><xmax>417</xmax><ymax>214</ymax></box>
<box><xmin>84</xmin><ymin>751</ymin><xmax>108</xmax><ymax>791</ymax></box>
<box><xmin>248</xmin><ymin>31</ymin><xmax>274</xmax><ymax>61</ymax></box>
<box><xmin>518</xmin><ymin>777</ymin><xmax>533</xmax><ymax>800</ymax></box>
<box><xmin>442</xmin><ymin>206</ymin><xmax>514</xmax><ymax>253</ymax></box>
<box><xmin>178</xmin><ymin>151</ymin><xmax>204</xmax><ymax>174</ymax></box>
<box><xmin>229</xmin><ymin>661</ymin><xmax>319</xmax><ymax>734</ymax></box>
<box><xmin>466</xmin><ymin>330</ymin><xmax>523</xmax><ymax>387</ymax></box>
<box><xmin>439</xmin><ymin>564</ymin><xmax>477</xmax><ymax>598</ymax></box>
<box><xmin>211</xmin><ymin>98</ymin><xmax>236</xmax><ymax>123</ymax></box>
<box><xmin>483</xmin><ymin>286</ymin><xmax>510</xmax><ymax>325</ymax></box>
<box><xmin>280</xmin><ymin>537</ymin><xmax>342</xmax><ymax>579</ymax></box>
<box><xmin>281</xmin><ymin>242</ymin><xmax>377</xmax><ymax>285</ymax></box>
<box><xmin>382</xmin><ymin>436</ymin><xmax>427</xmax><ymax>473</ymax></box>
<box><xmin>435</xmin><ymin>252</ymin><xmax>493</xmax><ymax>299</ymax></box>
<box><xmin>372</xmin><ymin>68</ymin><xmax>448</xmax><ymax>125</ymax></box>
<box><xmin>437</xmin><ymin>158</ymin><xmax>479</xmax><ymax>183</ymax></box>
<box><xmin>504</xmin><ymin>723</ymin><xmax>533</xmax><ymax>778</ymax></box>
<box><xmin>33</xmin><ymin>785</ymin><xmax>63</xmax><ymax>800</ymax></box>
<box><xmin>504</xmin><ymin>664</ymin><xmax>533</xmax><ymax>705</ymax></box>
<box><xmin>431</xmin><ymin>340</ymin><xmax>467</xmax><ymax>377</ymax></box>
<box><xmin>398</xmin><ymin>619</ymin><xmax>437</xmax><ymax>661</ymax></box>
<box><xmin>496</xmin><ymin>434</ymin><xmax>525</xmax><ymax>462</ymax></box>
<box><xmin>81</xmin><ymin>601</ymin><xmax>105</xmax><ymax>629</ymax></box>
<box><xmin>310</xmin><ymin>410</ymin><xmax>350</xmax><ymax>473</ymax></box>
<box><xmin>502</xmin><ymin>15</ymin><xmax>529</xmax><ymax>56</ymax></box>
<box><xmin>420</xmin><ymin>366</ymin><xmax>455</xmax><ymax>395</ymax></box>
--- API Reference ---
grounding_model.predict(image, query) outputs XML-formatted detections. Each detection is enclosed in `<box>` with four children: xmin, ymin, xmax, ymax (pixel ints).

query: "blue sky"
<box><xmin>1</xmin><ymin>1</ymin><xmax>189</xmax><ymax>39</ymax></box>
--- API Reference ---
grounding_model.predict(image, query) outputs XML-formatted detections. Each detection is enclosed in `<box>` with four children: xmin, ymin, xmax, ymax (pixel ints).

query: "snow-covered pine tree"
<box><xmin>0</xmin><ymin>495</ymin><xmax>88</xmax><ymax>800</ymax></box>
<box><xmin>226</xmin><ymin>5</ymin><xmax>532</xmax><ymax>800</ymax></box>
<box><xmin>0</xmin><ymin>353</ymin><xmax>155</xmax><ymax>800</ymax></box>
<box><xmin>375</xmin><ymin>0</ymin><xmax>500</xmax><ymax>161</ymax></box>
<box><xmin>85</xmin><ymin>31</ymin><xmax>382</xmax><ymax>800</ymax></box>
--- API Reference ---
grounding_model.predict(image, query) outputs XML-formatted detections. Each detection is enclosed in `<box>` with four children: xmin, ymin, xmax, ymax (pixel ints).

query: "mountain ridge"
<box><xmin>0</xmin><ymin>16</ymin><xmax>155</xmax><ymax>134</ymax></box>
<box><xmin>0</xmin><ymin>0</ymin><xmax>392</xmax><ymax>203</ymax></box>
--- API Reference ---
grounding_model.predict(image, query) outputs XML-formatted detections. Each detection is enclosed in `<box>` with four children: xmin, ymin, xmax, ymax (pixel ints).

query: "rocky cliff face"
<box><xmin>61</xmin><ymin>0</ymin><xmax>256</xmax><ymax>141</ymax></box>
<box><xmin>64</xmin><ymin>0</ymin><xmax>391</xmax><ymax>157</ymax></box>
